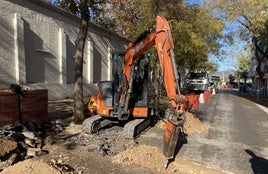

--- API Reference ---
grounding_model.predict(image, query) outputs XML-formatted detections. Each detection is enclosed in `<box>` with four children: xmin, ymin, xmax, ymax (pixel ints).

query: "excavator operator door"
<box><xmin>112</xmin><ymin>52</ymin><xmax>150</xmax><ymax>116</ymax></box>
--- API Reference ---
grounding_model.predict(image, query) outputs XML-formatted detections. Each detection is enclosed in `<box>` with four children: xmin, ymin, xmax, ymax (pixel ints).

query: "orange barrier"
<box><xmin>186</xmin><ymin>93</ymin><xmax>195</xmax><ymax>110</ymax></box>
<box><xmin>203</xmin><ymin>91</ymin><xmax>207</xmax><ymax>102</ymax></box>
<box><xmin>204</xmin><ymin>90</ymin><xmax>210</xmax><ymax>102</ymax></box>
<box><xmin>192</xmin><ymin>95</ymin><xmax>199</xmax><ymax>109</ymax></box>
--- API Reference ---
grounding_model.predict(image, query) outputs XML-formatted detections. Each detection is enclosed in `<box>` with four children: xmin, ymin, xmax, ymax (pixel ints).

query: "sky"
<box><xmin>211</xmin><ymin>21</ymin><xmax>249</xmax><ymax>72</ymax></box>
<box><xmin>217</xmin><ymin>21</ymin><xmax>251</xmax><ymax>72</ymax></box>
<box><xmin>185</xmin><ymin>0</ymin><xmax>203</xmax><ymax>5</ymax></box>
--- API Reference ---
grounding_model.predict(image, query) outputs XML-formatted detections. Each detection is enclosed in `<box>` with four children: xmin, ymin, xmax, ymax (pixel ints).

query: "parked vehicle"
<box><xmin>184</xmin><ymin>71</ymin><xmax>209</xmax><ymax>92</ymax></box>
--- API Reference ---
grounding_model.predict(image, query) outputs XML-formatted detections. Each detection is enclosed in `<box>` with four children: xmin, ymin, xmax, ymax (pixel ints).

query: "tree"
<box><xmin>73</xmin><ymin>0</ymin><xmax>90</xmax><ymax>123</ymax></box>
<box><xmin>50</xmin><ymin>0</ymin><xmax>110</xmax><ymax>123</ymax></box>
<box><xmin>205</xmin><ymin>0</ymin><xmax>268</xmax><ymax>78</ymax></box>
<box><xmin>172</xmin><ymin>6</ymin><xmax>224</xmax><ymax>71</ymax></box>
<box><xmin>238</xmin><ymin>53</ymin><xmax>250</xmax><ymax>84</ymax></box>
<box><xmin>104</xmin><ymin>1</ymin><xmax>224</xmax><ymax>72</ymax></box>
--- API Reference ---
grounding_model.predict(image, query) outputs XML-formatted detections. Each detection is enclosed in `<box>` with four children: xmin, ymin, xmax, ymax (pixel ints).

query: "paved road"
<box><xmin>178</xmin><ymin>88</ymin><xmax>268</xmax><ymax>174</ymax></box>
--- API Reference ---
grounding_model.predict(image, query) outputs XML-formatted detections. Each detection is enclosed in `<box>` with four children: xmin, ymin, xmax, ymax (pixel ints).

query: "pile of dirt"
<box><xmin>0</xmin><ymin>159</ymin><xmax>60</xmax><ymax>174</ymax></box>
<box><xmin>111</xmin><ymin>112</ymin><xmax>213</xmax><ymax>174</ymax></box>
<box><xmin>183</xmin><ymin>112</ymin><xmax>210</xmax><ymax>134</ymax></box>
<box><xmin>0</xmin><ymin>139</ymin><xmax>17</xmax><ymax>157</ymax></box>
<box><xmin>112</xmin><ymin>145</ymin><xmax>166</xmax><ymax>172</ymax></box>
<box><xmin>157</xmin><ymin>112</ymin><xmax>210</xmax><ymax>134</ymax></box>
<box><xmin>112</xmin><ymin>145</ymin><xmax>223</xmax><ymax>174</ymax></box>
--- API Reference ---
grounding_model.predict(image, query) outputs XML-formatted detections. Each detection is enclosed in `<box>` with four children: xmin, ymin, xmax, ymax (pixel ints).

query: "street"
<box><xmin>178</xmin><ymin>88</ymin><xmax>268</xmax><ymax>174</ymax></box>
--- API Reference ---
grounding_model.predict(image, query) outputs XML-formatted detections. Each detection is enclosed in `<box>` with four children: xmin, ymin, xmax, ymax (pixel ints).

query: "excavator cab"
<box><xmin>98</xmin><ymin>52</ymin><xmax>150</xmax><ymax>112</ymax></box>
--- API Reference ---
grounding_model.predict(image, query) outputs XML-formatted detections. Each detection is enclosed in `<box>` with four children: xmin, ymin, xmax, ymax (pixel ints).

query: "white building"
<box><xmin>0</xmin><ymin>0</ymin><xmax>128</xmax><ymax>100</ymax></box>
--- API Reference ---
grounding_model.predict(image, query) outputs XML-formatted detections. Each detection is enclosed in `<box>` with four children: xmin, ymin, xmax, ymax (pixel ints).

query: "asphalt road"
<box><xmin>178</xmin><ymin>88</ymin><xmax>268</xmax><ymax>174</ymax></box>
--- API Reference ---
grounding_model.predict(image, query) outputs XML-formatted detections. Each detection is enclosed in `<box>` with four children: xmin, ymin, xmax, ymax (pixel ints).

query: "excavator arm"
<box><xmin>117</xmin><ymin>16</ymin><xmax>187</xmax><ymax>167</ymax></box>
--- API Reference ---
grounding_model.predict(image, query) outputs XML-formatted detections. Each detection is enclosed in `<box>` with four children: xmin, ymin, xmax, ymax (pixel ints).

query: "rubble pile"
<box><xmin>0</xmin><ymin>120</ymin><xmax>69</xmax><ymax>172</ymax></box>
<box><xmin>69</xmin><ymin>125</ymin><xmax>134</xmax><ymax>157</ymax></box>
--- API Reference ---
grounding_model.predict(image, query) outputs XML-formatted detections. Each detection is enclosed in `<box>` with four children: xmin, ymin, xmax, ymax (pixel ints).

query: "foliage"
<box><xmin>50</xmin><ymin>0</ymin><xmax>225</xmax><ymax>72</ymax></box>
<box><xmin>105</xmin><ymin>1</ymin><xmax>224</xmax><ymax>72</ymax></box>
<box><xmin>237</xmin><ymin>52</ymin><xmax>250</xmax><ymax>82</ymax></box>
<box><xmin>237</xmin><ymin>53</ymin><xmax>250</xmax><ymax>72</ymax></box>
<box><xmin>205</xmin><ymin>0</ymin><xmax>268</xmax><ymax>77</ymax></box>
<box><xmin>172</xmin><ymin>6</ymin><xmax>224</xmax><ymax>71</ymax></box>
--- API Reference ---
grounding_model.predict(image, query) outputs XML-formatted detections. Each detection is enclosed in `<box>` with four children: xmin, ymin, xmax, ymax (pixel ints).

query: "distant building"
<box><xmin>0</xmin><ymin>0</ymin><xmax>128</xmax><ymax>100</ymax></box>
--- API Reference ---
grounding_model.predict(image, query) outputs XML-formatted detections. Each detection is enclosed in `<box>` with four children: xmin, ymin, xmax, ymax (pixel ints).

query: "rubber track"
<box><xmin>123</xmin><ymin>119</ymin><xmax>151</xmax><ymax>139</ymax></box>
<box><xmin>82</xmin><ymin>115</ymin><xmax>103</xmax><ymax>134</ymax></box>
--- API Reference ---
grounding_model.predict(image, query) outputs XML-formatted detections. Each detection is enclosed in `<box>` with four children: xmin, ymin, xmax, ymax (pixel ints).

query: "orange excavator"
<box><xmin>82</xmin><ymin>16</ymin><xmax>187</xmax><ymax>168</ymax></box>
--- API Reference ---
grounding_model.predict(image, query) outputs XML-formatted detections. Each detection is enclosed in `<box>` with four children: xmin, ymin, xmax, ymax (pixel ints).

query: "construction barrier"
<box><xmin>199</xmin><ymin>93</ymin><xmax>205</xmax><ymax>104</ymax></box>
<box><xmin>192</xmin><ymin>95</ymin><xmax>199</xmax><ymax>109</ymax></box>
<box><xmin>204</xmin><ymin>91</ymin><xmax>207</xmax><ymax>102</ymax></box>
<box><xmin>21</xmin><ymin>89</ymin><xmax>48</xmax><ymax>123</ymax></box>
<box><xmin>0</xmin><ymin>90</ymin><xmax>20</xmax><ymax>126</ymax></box>
<box><xmin>0</xmin><ymin>88</ymin><xmax>48</xmax><ymax>126</ymax></box>
<box><xmin>186</xmin><ymin>93</ymin><xmax>195</xmax><ymax>110</ymax></box>
<box><xmin>204</xmin><ymin>90</ymin><xmax>211</xmax><ymax>102</ymax></box>
<box><xmin>212</xmin><ymin>88</ymin><xmax>216</xmax><ymax>95</ymax></box>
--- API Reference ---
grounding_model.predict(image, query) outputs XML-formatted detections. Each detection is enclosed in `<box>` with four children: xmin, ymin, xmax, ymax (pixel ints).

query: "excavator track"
<box><xmin>123</xmin><ymin>118</ymin><xmax>152</xmax><ymax>139</ymax></box>
<box><xmin>82</xmin><ymin>115</ymin><xmax>103</xmax><ymax>134</ymax></box>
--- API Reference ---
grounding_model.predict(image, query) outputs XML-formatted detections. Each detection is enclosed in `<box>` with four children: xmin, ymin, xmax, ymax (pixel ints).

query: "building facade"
<box><xmin>0</xmin><ymin>0</ymin><xmax>128</xmax><ymax>100</ymax></box>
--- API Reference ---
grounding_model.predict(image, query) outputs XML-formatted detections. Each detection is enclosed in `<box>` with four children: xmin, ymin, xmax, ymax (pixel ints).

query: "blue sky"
<box><xmin>210</xmin><ymin>21</ymin><xmax>248</xmax><ymax>71</ymax></box>
<box><xmin>185</xmin><ymin>0</ymin><xmax>203</xmax><ymax>5</ymax></box>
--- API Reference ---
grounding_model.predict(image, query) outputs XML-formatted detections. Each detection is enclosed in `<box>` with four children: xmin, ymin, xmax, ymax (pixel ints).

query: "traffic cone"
<box><xmin>212</xmin><ymin>88</ymin><xmax>216</xmax><ymax>95</ymax></box>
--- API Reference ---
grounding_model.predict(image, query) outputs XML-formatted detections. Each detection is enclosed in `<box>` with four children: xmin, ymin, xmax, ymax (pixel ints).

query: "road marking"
<box><xmin>255</xmin><ymin>103</ymin><xmax>268</xmax><ymax>115</ymax></box>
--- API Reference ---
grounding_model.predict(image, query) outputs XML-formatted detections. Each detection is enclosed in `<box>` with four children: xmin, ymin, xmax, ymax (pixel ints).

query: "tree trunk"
<box><xmin>73</xmin><ymin>0</ymin><xmax>89</xmax><ymax>123</ymax></box>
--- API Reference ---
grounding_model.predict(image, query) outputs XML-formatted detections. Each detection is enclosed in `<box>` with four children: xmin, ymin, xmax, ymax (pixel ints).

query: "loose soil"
<box><xmin>0</xmin><ymin>139</ymin><xmax>17</xmax><ymax>157</ymax></box>
<box><xmin>0</xmin><ymin>99</ymin><xmax>224</xmax><ymax>174</ymax></box>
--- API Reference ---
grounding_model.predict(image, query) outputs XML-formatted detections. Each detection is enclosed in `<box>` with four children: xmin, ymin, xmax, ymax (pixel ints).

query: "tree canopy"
<box><xmin>51</xmin><ymin>0</ymin><xmax>225</xmax><ymax>72</ymax></box>
<box><xmin>205</xmin><ymin>0</ymin><xmax>268</xmax><ymax>77</ymax></box>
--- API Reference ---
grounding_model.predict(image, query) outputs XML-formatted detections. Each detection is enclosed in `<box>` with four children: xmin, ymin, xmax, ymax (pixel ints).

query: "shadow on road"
<box><xmin>245</xmin><ymin>149</ymin><xmax>268</xmax><ymax>174</ymax></box>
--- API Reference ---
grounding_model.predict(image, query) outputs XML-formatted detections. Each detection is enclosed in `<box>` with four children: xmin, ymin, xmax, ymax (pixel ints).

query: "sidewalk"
<box><xmin>238</xmin><ymin>92</ymin><xmax>268</xmax><ymax>108</ymax></box>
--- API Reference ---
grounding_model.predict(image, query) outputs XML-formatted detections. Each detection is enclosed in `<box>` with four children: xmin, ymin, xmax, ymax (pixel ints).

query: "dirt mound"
<box><xmin>183</xmin><ymin>112</ymin><xmax>210</xmax><ymax>134</ymax></box>
<box><xmin>112</xmin><ymin>145</ymin><xmax>166</xmax><ymax>172</ymax></box>
<box><xmin>112</xmin><ymin>145</ymin><xmax>223</xmax><ymax>174</ymax></box>
<box><xmin>0</xmin><ymin>139</ymin><xmax>17</xmax><ymax>157</ymax></box>
<box><xmin>0</xmin><ymin>159</ymin><xmax>60</xmax><ymax>174</ymax></box>
<box><xmin>157</xmin><ymin>112</ymin><xmax>210</xmax><ymax>134</ymax></box>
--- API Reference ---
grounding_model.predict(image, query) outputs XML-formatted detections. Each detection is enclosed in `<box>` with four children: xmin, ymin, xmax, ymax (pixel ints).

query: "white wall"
<box><xmin>0</xmin><ymin>0</ymin><xmax>128</xmax><ymax>100</ymax></box>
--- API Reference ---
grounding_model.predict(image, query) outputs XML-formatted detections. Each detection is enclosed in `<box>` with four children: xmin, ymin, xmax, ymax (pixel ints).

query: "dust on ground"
<box><xmin>0</xmin><ymin>99</ymin><xmax>225</xmax><ymax>174</ymax></box>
